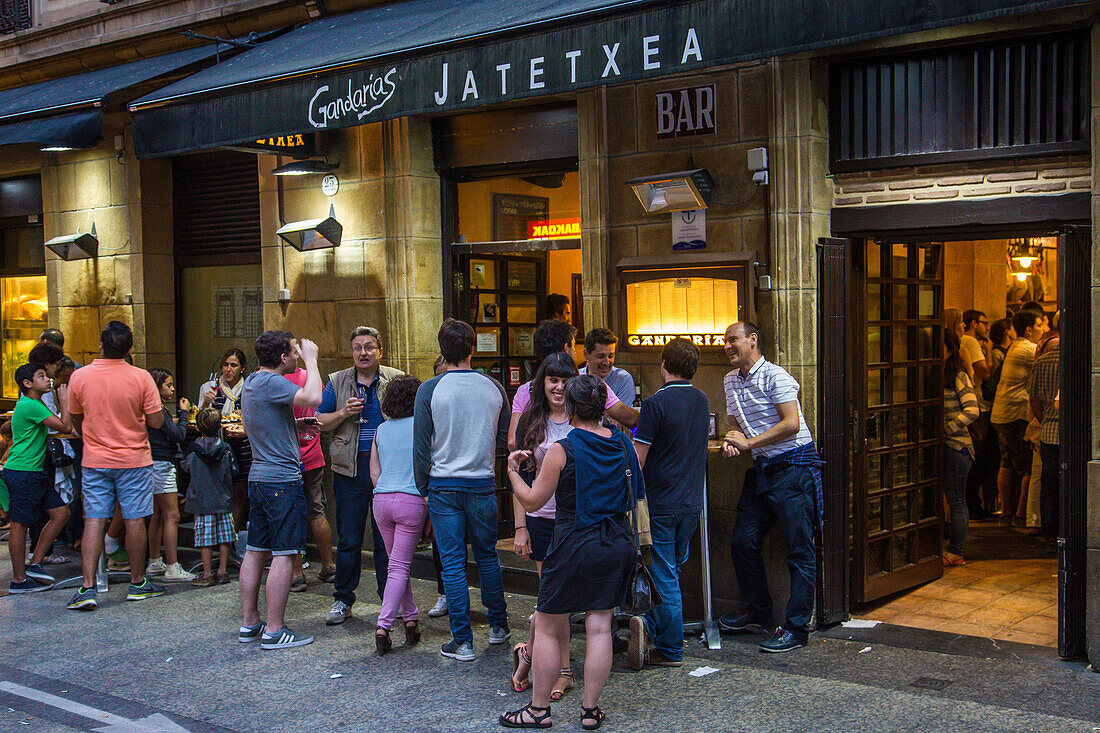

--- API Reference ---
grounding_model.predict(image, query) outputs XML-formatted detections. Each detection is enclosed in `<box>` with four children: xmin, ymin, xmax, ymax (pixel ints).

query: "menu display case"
<box><xmin>617</xmin><ymin>252</ymin><xmax>755</xmax><ymax>350</ymax></box>
<box><xmin>1</xmin><ymin>275</ymin><xmax>47</xmax><ymax>399</ymax></box>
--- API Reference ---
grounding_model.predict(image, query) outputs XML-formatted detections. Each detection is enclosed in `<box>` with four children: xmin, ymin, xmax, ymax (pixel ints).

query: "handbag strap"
<box><xmin>618</xmin><ymin>432</ymin><xmax>640</xmax><ymax>555</ymax></box>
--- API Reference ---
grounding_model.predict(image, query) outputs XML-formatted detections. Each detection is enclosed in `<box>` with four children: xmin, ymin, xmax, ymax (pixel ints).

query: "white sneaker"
<box><xmin>325</xmin><ymin>600</ymin><xmax>352</xmax><ymax>625</ymax></box>
<box><xmin>428</xmin><ymin>595</ymin><xmax>448</xmax><ymax>617</ymax></box>
<box><xmin>163</xmin><ymin>562</ymin><xmax>196</xmax><ymax>582</ymax></box>
<box><xmin>146</xmin><ymin>558</ymin><xmax>167</xmax><ymax>576</ymax></box>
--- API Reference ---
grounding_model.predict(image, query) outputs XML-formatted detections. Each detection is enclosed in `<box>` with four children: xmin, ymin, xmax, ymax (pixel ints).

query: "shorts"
<box><xmin>81</xmin><ymin>465</ymin><xmax>154</xmax><ymax>520</ymax></box>
<box><xmin>194</xmin><ymin>512</ymin><xmax>235</xmax><ymax>547</ymax></box>
<box><xmin>151</xmin><ymin>461</ymin><xmax>179</xmax><ymax>495</ymax></box>
<box><xmin>3</xmin><ymin>468</ymin><xmax>64</xmax><ymax>525</ymax></box>
<box><xmin>303</xmin><ymin>466</ymin><xmax>327</xmax><ymax>520</ymax></box>
<box><xmin>245</xmin><ymin>480</ymin><xmax>307</xmax><ymax>556</ymax></box>
<box><xmin>995</xmin><ymin>420</ymin><xmax>1032</xmax><ymax>475</ymax></box>
<box><xmin>526</xmin><ymin>515</ymin><xmax>555</xmax><ymax>562</ymax></box>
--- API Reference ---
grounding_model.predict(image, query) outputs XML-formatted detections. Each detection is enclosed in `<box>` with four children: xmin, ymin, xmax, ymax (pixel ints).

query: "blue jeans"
<box><xmin>943</xmin><ymin>447</ymin><xmax>972</xmax><ymax>555</ymax></box>
<box><xmin>643</xmin><ymin>512</ymin><xmax>699</xmax><ymax>661</ymax></box>
<box><xmin>246</xmin><ymin>480</ymin><xmax>307</xmax><ymax>555</ymax></box>
<box><xmin>333</xmin><ymin>454</ymin><xmax>388</xmax><ymax>606</ymax></box>
<box><xmin>729</xmin><ymin>464</ymin><xmax>816</xmax><ymax>639</ymax></box>
<box><xmin>428</xmin><ymin>490</ymin><xmax>507</xmax><ymax>644</ymax></box>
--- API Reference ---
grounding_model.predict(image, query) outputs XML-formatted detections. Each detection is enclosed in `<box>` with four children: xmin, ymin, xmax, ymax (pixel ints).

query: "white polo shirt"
<box><xmin>723</xmin><ymin>357</ymin><xmax>813</xmax><ymax>459</ymax></box>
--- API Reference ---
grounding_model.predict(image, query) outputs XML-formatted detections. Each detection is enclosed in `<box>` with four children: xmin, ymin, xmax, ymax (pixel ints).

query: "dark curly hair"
<box><xmin>254</xmin><ymin>330</ymin><xmax>293</xmax><ymax>368</ymax></box>
<box><xmin>564</xmin><ymin>373</ymin><xmax>606</xmax><ymax>423</ymax></box>
<box><xmin>380</xmin><ymin>375</ymin><xmax>421</xmax><ymax>419</ymax></box>
<box><xmin>28</xmin><ymin>342</ymin><xmax>63</xmax><ymax>366</ymax></box>
<box><xmin>532</xmin><ymin>319</ymin><xmax>576</xmax><ymax>361</ymax></box>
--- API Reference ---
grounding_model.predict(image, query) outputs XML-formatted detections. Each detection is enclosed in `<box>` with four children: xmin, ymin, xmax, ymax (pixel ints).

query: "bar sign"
<box><xmin>656</xmin><ymin>85</ymin><xmax>716</xmax><ymax>139</ymax></box>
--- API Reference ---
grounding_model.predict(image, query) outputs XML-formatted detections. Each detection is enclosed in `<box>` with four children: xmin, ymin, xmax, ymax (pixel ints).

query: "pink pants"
<box><xmin>372</xmin><ymin>492</ymin><xmax>428</xmax><ymax>630</ymax></box>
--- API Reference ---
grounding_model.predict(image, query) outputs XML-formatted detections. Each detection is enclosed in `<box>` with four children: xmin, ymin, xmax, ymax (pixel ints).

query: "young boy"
<box><xmin>183</xmin><ymin>408</ymin><xmax>238</xmax><ymax>587</ymax></box>
<box><xmin>4</xmin><ymin>363</ymin><xmax>72</xmax><ymax>593</ymax></box>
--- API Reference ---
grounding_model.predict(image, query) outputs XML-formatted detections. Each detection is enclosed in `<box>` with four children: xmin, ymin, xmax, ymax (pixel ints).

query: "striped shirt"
<box><xmin>944</xmin><ymin>372</ymin><xmax>979</xmax><ymax>456</ymax></box>
<box><xmin>1028</xmin><ymin>346</ymin><xmax>1059</xmax><ymax>445</ymax></box>
<box><xmin>723</xmin><ymin>358</ymin><xmax>812</xmax><ymax>458</ymax></box>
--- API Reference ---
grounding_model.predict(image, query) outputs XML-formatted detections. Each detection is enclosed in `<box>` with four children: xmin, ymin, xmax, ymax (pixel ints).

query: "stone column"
<box><xmin>766</xmin><ymin>56</ymin><xmax>831</xmax><ymax>432</ymax></box>
<box><xmin>577</xmin><ymin>88</ymin><xmax>611</xmax><ymax>332</ymax></box>
<box><xmin>1085</xmin><ymin>22</ymin><xmax>1100</xmax><ymax>668</ymax></box>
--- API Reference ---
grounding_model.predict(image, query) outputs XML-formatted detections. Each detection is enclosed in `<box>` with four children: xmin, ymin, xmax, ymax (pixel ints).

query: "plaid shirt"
<box><xmin>1028</xmin><ymin>346</ymin><xmax>1059</xmax><ymax>445</ymax></box>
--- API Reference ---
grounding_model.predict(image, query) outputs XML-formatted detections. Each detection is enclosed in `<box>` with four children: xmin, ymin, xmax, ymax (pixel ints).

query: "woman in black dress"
<box><xmin>500</xmin><ymin>374</ymin><xmax>644</xmax><ymax>731</ymax></box>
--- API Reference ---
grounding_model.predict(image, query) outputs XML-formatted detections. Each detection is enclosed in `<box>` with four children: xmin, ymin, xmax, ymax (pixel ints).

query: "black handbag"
<box><xmin>46</xmin><ymin>438</ymin><xmax>73</xmax><ymax>468</ymax></box>
<box><xmin>618</xmin><ymin>435</ymin><xmax>660</xmax><ymax>615</ymax></box>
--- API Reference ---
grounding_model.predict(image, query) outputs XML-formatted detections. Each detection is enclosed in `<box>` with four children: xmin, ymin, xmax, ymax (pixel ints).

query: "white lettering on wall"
<box><xmin>696</xmin><ymin>86</ymin><xmax>714</xmax><ymax>129</ymax></box>
<box><xmin>462</xmin><ymin>70</ymin><xmax>479</xmax><ymax>101</ymax></box>
<box><xmin>602</xmin><ymin>43</ymin><xmax>621</xmax><ymax>77</ymax></box>
<box><xmin>530</xmin><ymin>57</ymin><xmax>545</xmax><ymax>89</ymax></box>
<box><xmin>434</xmin><ymin>62</ymin><xmax>449</xmax><ymax>105</ymax></box>
<box><xmin>656</xmin><ymin>92</ymin><xmax>674</xmax><ymax>135</ymax></box>
<box><xmin>565</xmin><ymin>50</ymin><xmax>582</xmax><ymax>83</ymax></box>
<box><xmin>681</xmin><ymin>28</ymin><xmax>702</xmax><ymax>63</ymax></box>
<box><xmin>496</xmin><ymin>63</ymin><xmax>511</xmax><ymax>94</ymax></box>
<box><xmin>643</xmin><ymin>35</ymin><xmax>660</xmax><ymax>70</ymax></box>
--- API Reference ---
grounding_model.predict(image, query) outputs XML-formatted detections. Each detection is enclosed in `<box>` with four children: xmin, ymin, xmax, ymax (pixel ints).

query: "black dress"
<box><xmin>536</xmin><ymin>437</ymin><xmax>634</xmax><ymax>614</ymax></box>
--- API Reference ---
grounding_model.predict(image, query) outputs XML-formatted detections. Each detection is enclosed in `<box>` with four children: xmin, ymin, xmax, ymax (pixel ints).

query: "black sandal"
<box><xmin>404</xmin><ymin>620</ymin><xmax>420</xmax><ymax>646</ymax></box>
<box><xmin>581</xmin><ymin>706</ymin><xmax>605</xmax><ymax>730</ymax></box>
<box><xmin>499</xmin><ymin>704</ymin><xmax>552</xmax><ymax>729</ymax></box>
<box><xmin>375</xmin><ymin>629</ymin><xmax>392</xmax><ymax>656</ymax></box>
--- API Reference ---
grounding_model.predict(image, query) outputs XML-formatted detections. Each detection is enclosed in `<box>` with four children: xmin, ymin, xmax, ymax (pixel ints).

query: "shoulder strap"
<box><xmin>618</xmin><ymin>431</ymin><xmax>640</xmax><ymax>551</ymax></box>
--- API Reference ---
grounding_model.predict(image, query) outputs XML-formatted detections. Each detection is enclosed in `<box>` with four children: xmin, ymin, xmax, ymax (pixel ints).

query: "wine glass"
<box><xmin>357</xmin><ymin>383</ymin><xmax>369</xmax><ymax>424</ymax></box>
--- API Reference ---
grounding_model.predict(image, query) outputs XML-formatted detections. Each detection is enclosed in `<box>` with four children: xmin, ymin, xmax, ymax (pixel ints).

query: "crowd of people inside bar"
<box><xmin>1</xmin><ymin>305</ymin><xmax>823</xmax><ymax>730</ymax></box>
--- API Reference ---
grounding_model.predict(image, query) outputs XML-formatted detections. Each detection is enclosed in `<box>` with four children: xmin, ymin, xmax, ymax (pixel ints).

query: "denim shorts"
<box><xmin>3</xmin><ymin>468</ymin><xmax>64</xmax><ymax>525</ymax></box>
<box><xmin>245</xmin><ymin>480</ymin><xmax>307</xmax><ymax>556</ymax></box>
<box><xmin>151</xmin><ymin>461</ymin><xmax>178</xmax><ymax>495</ymax></box>
<box><xmin>82</xmin><ymin>465</ymin><xmax>155</xmax><ymax>520</ymax></box>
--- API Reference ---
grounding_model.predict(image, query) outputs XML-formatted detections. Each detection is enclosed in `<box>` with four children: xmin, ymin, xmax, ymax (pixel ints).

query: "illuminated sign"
<box><xmin>527</xmin><ymin>218</ymin><xmax>581</xmax><ymax>240</ymax></box>
<box><xmin>228</xmin><ymin>133</ymin><xmax>317</xmax><ymax>156</ymax></box>
<box><xmin>626</xmin><ymin>333</ymin><xmax>725</xmax><ymax>347</ymax></box>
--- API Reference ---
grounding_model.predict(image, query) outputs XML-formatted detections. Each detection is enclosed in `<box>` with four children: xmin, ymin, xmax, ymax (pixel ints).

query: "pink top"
<box><xmin>511</xmin><ymin>379</ymin><xmax>619</xmax><ymax>414</ymax></box>
<box><xmin>69</xmin><ymin>359</ymin><xmax>161</xmax><ymax>469</ymax></box>
<box><xmin>285</xmin><ymin>368</ymin><xmax>325</xmax><ymax>471</ymax></box>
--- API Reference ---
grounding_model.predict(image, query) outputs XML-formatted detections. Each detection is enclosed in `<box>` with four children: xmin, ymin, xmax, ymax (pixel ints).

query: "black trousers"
<box><xmin>1039</xmin><ymin>442</ymin><xmax>1060</xmax><ymax>541</ymax></box>
<box><xmin>729</xmin><ymin>464</ymin><xmax>816</xmax><ymax>638</ymax></box>
<box><xmin>965</xmin><ymin>412</ymin><xmax>999</xmax><ymax>512</ymax></box>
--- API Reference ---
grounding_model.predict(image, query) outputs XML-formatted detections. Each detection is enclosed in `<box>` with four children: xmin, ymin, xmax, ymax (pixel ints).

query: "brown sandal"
<box><xmin>510</xmin><ymin>643</ymin><xmax>531</xmax><ymax>693</ymax></box>
<box><xmin>404</xmin><ymin>620</ymin><xmax>421</xmax><ymax>646</ymax></box>
<box><xmin>550</xmin><ymin>666</ymin><xmax>575</xmax><ymax>702</ymax></box>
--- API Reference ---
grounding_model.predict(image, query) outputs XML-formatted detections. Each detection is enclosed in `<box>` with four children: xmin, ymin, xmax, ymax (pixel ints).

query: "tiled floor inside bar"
<box><xmin>855</xmin><ymin>523</ymin><xmax>1058</xmax><ymax>647</ymax></box>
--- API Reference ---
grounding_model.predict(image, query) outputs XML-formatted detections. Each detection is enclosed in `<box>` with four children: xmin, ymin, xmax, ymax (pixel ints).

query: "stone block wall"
<box><xmin>258</xmin><ymin>119</ymin><xmax>442</xmax><ymax>382</ymax></box>
<box><xmin>832</xmin><ymin>156</ymin><xmax>1090</xmax><ymax>208</ymax></box>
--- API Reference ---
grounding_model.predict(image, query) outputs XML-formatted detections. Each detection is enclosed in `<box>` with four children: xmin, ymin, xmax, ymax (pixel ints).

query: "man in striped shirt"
<box><xmin>719</xmin><ymin>321</ymin><xmax>820</xmax><ymax>653</ymax></box>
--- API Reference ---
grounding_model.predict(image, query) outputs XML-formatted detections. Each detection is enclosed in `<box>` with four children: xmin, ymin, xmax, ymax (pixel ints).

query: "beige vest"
<box><xmin>327</xmin><ymin>364</ymin><xmax>404</xmax><ymax>477</ymax></box>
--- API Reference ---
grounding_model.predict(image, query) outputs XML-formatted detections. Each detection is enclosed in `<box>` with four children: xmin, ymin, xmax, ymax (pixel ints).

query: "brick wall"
<box><xmin>832</xmin><ymin>156</ymin><xmax>1090</xmax><ymax>207</ymax></box>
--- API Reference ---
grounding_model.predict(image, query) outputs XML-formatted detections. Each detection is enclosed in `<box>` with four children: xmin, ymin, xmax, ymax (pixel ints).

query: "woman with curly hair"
<box><xmin>509</xmin><ymin>352</ymin><xmax>578</xmax><ymax>698</ymax></box>
<box><xmin>369</xmin><ymin>374</ymin><xmax>425</xmax><ymax>655</ymax></box>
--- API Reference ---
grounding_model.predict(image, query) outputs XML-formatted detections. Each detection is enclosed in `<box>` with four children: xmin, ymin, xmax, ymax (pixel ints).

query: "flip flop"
<box><xmin>42</xmin><ymin>553</ymin><xmax>69</xmax><ymax>565</ymax></box>
<box><xmin>510</xmin><ymin>643</ymin><xmax>531</xmax><ymax>693</ymax></box>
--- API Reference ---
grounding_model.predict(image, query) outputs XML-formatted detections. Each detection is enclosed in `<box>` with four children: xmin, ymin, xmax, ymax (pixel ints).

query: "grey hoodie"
<box><xmin>182</xmin><ymin>436</ymin><xmax>237</xmax><ymax>516</ymax></box>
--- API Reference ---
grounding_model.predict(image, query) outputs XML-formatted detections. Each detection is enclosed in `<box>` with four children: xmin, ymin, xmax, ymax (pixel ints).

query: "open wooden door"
<box><xmin>851</xmin><ymin>239</ymin><xmax>945</xmax><ymax>603</ymax></box>
<box><xmin>1057</xmin><ymin>225</ymin><xmax>1089</xmax><ymax>659</ymax></box>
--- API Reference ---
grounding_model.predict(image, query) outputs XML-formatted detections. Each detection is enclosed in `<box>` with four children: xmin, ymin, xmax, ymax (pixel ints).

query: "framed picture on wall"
<box><xmin>493</xmin><ymin>194</ymin><xmax>549</xmax><ymax>241</ymax></box>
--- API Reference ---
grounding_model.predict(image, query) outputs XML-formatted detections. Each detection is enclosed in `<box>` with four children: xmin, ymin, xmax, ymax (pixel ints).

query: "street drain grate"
<box><xmin>910</xmin><ymin>677</ymin><xmax>952</xmax><ymax>690</ymax></box>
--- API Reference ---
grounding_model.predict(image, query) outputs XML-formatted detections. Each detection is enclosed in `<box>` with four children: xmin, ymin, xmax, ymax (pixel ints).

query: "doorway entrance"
<box><xmin>827</xmin><ymin>226</ymin><xmax>1088</xmax><ymax>657</ymax></box>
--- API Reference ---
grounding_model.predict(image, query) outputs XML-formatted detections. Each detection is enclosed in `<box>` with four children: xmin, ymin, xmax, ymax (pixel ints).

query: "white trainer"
<box><xmin>428</xmin><ymin>595</ymin><xmax>448</xmax><ymax>617</ymax></box>
<box><xmin>146</xmin><ymin>558</ymin><xmax>167</xmax><ymax>576</ymax></box>
<box><xmin>163</xmin><ymin>562</ymin><xmax>196</xmax><ymax>582</ymax></box>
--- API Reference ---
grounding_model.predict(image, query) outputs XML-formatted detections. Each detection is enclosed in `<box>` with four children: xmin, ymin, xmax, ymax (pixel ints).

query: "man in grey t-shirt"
<box><xmin>238</xmin><ymin>331</ymin><xmax>322</xmax><ymax>650</ymax></box>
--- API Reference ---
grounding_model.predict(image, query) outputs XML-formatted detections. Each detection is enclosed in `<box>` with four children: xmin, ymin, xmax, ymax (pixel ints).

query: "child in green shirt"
<box><xmin>4</xmin><ymin>362</ymin><xmax>72</xmax><ymax>594</ymax></box>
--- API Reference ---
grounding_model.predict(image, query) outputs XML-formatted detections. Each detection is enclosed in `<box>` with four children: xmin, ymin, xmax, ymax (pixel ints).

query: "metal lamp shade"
<box><xmin>44</xmin><ymin>230</ymin><xmax>98</xmax><ymax>260</ymax></box>
<box><xmin>626</xmin><ymin>168</ymin><xmax>714</xmax><ymax>213</ymax></box>
<box><xmin>276</xmin><ymin>215</ymin><xmax>342</xmax><ymax>251</ymax></box>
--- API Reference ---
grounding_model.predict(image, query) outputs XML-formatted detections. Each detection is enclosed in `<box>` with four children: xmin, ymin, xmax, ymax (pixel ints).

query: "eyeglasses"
<box><xmin>352</xmin><ymin>345</ymin><xmax>378</xmax><ymax>354</ymax></box>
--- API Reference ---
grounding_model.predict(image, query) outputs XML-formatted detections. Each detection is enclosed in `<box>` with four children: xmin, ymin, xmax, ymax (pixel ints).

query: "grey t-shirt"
<box><xmin>241</xmin><ymin>370</ymin><xmax>301</xmax><ymax>483</ymax></box>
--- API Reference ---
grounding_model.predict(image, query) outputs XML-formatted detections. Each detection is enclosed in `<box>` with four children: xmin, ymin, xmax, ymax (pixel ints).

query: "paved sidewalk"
<box><xmin>0</xmin><ymin>547</ymin><xmax>1097</xmax><ymax>732</ymax></box>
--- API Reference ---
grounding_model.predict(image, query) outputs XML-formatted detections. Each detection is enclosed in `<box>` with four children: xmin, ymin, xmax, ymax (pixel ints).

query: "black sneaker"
<box><xmin>260</xmin><ymin>626</ymin><xmax>314</xmax><ymax>650</ymax></box>
<box><xmin>66</xmin><ymin>586</ymin><xmax>97</xmax><ymax>610</ymax></box>
<box><xmin>718</xmin><ymin>612</ymin><xmax>773</xmax><ymax>633</ymax></box>
<box><xmin>238</xmin><ymin>621</ymin><xmax>266</xmax><ymax>643</ymax></box>
<box><xmin>23</xmin><ymin>563</ymin><xmax>53</xmax><ymax>582</ymax></box>
<box><xmin>440</xmin><ymin>639</ymin><xmax>475</xmax><ymax>661</ymax></box>
<box><xmin>10</xmin><ymin>577</ymin><xmax>52</xmax><ymax>594</ymax></box>
<box><xmin>126</xmin><ymin>577</ymin><xmax>167</xmax><ymax>601</ymax></box>
<box><xmin>759</xmin><ymin>628</ymin><xmax>807</xmax><ymax>653</ymax></box>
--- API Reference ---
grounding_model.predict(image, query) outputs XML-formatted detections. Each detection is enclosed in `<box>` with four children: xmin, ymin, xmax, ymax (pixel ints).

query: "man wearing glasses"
<box><xmin>961</xmin><ymin>310</ymin><xmax>997</xmax><ymax>521</ymax></box>
<box><xmin>315</xmin><ymin>326</ymin><xmax>404</xmax><ymax>625</ymax></box>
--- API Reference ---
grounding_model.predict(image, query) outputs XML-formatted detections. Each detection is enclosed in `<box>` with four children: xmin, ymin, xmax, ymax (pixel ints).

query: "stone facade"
<box><xmin>832</xmin><ymin>157</ymin><xmax>1091</xmax><ymax>208</ymax></box>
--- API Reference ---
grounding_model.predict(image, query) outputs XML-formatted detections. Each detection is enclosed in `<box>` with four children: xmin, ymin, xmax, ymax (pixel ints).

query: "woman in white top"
<box><xmin>510</xmin><ymin>352</ymin><xmax>577</xmax><ymax>699</ymax></box>
<box><xmin>369</xmin><ymin>375</ymin><xmax>425</xmax><ymax>656</ymax></box>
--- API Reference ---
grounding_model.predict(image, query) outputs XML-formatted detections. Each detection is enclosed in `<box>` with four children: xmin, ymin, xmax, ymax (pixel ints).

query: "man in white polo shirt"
<box><xmin>719</xmin><ymin>321</ymin><xmax>821</xmax><ymax>653</ymax></box>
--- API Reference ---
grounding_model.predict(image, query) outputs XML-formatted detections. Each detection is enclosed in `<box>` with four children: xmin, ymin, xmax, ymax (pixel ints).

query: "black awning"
<box><xmin>129</xmin><ymin>0</ymin><xmax>1088</xmax><ymax>158</ymax></box>
<box><xmin>0</xmin><ymin>43</ymin><xmax>238</xmax><ymax>149</ymax></box>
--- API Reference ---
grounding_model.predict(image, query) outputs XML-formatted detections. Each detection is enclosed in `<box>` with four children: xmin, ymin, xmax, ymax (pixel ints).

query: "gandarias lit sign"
<box><xmin>626</xmin><ymin>333</ymin><xmax>725</xmax><ymax>348</ymax></box>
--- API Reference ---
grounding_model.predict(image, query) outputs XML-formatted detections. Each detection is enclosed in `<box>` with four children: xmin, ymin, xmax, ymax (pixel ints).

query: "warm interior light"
<box><xmin>1013</xmin><ymin>256</ymin><xmax>1035</xmax><ymax>268</ymax></box>
<box><xmin>40</xmin><ymin>145</ymin><xmax>76</xmax><ymax>152</ymax></box>
<box><xmin>1014</xmin><ymin>271</ymin><xmax>1028</xmax><ymax>282</ymax></box>
<box><xmin>272</xmin><ymin>159</ymin><xmax>338</xmax><ymax>176</ymax></box>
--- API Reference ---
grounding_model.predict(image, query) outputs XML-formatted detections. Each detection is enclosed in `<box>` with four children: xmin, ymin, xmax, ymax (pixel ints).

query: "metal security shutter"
<box><xmin>830</xmin><ymin>31</ymin><xmax>1090</xmax><ymax>172</ymax></box>
<box><xmin>172</xmin><ymin>151</ymin><xmax>261</xmax><ymax>261</ymax></box>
